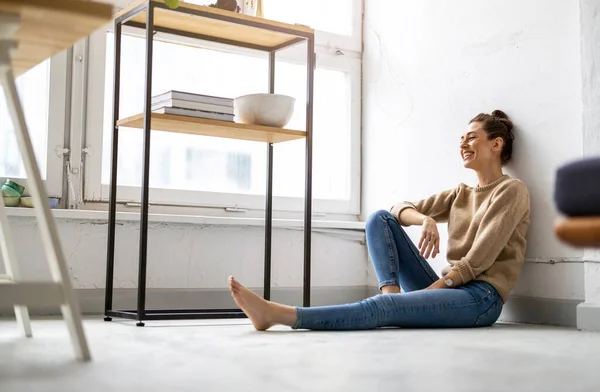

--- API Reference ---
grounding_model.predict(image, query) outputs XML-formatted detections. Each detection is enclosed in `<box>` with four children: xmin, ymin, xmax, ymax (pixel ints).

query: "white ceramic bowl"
<box><xmin>234</xmin><ymin>93</ymin><xmax>296</xmax><ymax>128</ymax></box>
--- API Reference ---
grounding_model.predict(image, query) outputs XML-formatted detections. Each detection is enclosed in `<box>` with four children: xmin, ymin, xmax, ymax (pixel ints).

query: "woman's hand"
<box><xmin>425</xmin><ymin>271</ymin><xmax>463</xmax><ymax>290</ymax></box>
<box><xmin>424</xmin><ymin>279</ymin><xmax>447</xmax><ymax>290</ymax></box>
<box><xmin>418</xmin><ymin>217</ymin><xmax>440</xmax><ymax>259</ymax></box>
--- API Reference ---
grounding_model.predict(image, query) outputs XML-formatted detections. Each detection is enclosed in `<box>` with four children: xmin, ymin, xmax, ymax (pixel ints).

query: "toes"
<box><xmin>228</xmin><ymin>276</ymin><xmax>247</xmax><ymax>293</ymax></box>
<box><xmin>228</xmin><ymin>276</ymin><xmax>240</xmax><ymax>289</ymax></box>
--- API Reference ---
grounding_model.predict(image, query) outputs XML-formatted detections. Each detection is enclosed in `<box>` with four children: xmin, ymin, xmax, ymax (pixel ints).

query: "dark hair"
<box><xmin>469</xmin><ymin>110</ymin><xmax>514</xmax><ymax>165</ymax></box>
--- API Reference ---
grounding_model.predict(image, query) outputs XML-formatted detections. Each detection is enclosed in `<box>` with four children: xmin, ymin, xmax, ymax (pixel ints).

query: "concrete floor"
<box><xmin>1</xmin><ymin>318</ymin><xmax>599</xmax><ymax>392</ymax></box>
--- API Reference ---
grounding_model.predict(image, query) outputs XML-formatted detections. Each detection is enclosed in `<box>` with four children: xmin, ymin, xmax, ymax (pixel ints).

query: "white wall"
<box><xmin>362</xmin><ymin>0</ymin><xmax>585</xmax><ymax>300</ymax></box>
<box><xmin>0</xmin><ymin>215</ymin><xmax>368</xmax><ymax>311</ymax></box>
<box><xmin>581</xmin><ymin>0</ymin><xmax>600</xmax><ymax>159</ymax></box>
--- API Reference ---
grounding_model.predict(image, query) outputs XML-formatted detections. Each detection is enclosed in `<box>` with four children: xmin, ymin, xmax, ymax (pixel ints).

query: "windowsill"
<box><xmin>4</xmin><ymin>207</ymin><xmax>366</xmax><ymax>230</ymax></box>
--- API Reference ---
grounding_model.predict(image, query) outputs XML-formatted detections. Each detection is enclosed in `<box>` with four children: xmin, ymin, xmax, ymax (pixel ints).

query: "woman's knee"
<box><xmin>366</xmin><ymin>209</ymin><xmax>394</xmax><ymax>230</ymax></box>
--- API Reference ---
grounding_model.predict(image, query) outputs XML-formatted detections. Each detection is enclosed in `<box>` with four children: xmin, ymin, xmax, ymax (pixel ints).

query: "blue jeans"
<box><xmin>294</xmin><ymin>210</ymin><xmax>503</xmax><ymax>330</ymax></box>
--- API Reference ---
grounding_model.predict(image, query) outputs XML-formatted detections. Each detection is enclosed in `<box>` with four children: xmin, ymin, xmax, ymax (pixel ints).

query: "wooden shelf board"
<box><xmin>117</xmin><ymin>113</ymin><xmax>306</xmax><ymax>143</ymax></box>
<box><xmin>117</xmin><ymin>0</ymin><xmax>314</xmax><ymax>50</ymax></box>
<box><xmin>0</xmin><ymin>0</ymin><xmax>113</xmax><ymax>76</ymax></box>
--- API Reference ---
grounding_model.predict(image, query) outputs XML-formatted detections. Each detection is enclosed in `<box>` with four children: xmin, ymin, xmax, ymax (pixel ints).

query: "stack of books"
<box><xmin>151</xmin><ymin>91</ymin><xmax>234</xmax><ymax>122</ymax></box>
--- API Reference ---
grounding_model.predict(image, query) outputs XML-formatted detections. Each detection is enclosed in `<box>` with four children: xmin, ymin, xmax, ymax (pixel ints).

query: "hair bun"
<box><xmin>491</xmin><ymin>110</ymin><xmax>514</xmax><ymax>133</ymax></box>
<box><xmin>491</xmin><ymin>109</ymin><xmax>509</xmax><ymax>120</ymax></box>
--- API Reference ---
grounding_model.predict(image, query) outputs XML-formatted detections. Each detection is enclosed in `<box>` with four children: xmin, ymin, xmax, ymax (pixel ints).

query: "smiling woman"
<box><xmin>463</xmin><ymin>110</ymin><xmax>515</xmax><ymax>167</ymax></box>
<box><xmin>228</xmin><ymin>110</ymin><xmax>532</xmax><ymax>332</ymax></box>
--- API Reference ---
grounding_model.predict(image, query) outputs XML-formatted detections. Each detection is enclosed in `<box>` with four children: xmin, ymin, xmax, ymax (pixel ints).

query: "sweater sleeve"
<box><xmin>390</xmin><ymin>187</ymin><xmax>458</xmax><ymax>225</ymax></box>
<box><xmin>452</xmin><ymin>181</ymin><xmax>530</xmax><ymax>284</ymax></box>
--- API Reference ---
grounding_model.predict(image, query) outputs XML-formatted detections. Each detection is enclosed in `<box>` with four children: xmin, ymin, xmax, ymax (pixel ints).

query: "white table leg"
<box><xmin>0</xmin><ymin>38</ymin><xmax>90</xmax><ymax>361</ymax></box>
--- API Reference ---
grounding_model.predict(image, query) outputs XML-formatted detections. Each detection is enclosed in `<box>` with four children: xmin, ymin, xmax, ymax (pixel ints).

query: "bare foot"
<box><xmin>228</xmin><ymin>276</ymin><xmax>276</xmax><ymax>331</ymax></box>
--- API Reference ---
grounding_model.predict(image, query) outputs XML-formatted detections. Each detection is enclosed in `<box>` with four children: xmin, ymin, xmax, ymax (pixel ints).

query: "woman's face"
<box><xmin>460</xmin><ymin>122</ymin><xmax>502</xmax><ymax>170</ymax></box>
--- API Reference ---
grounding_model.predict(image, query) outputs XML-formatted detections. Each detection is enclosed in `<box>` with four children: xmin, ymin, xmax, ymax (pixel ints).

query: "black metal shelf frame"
<box><xmin>103</xmin><ymin>1</ymin><xmax>315</xmax><ymax>326</ymax></box>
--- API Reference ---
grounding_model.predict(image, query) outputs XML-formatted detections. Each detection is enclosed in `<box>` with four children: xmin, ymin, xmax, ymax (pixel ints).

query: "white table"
<box><xmin>0</xmin><ymin>0</ymin><xmax>113</xmax><ymax>361</ymax></box>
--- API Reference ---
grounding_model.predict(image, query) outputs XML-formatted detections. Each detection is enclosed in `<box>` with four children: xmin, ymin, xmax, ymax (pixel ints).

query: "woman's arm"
<box><xmin>391</xmin><ymin>187</ymin><xmax>458</xmax><ymax>225</ymax></box>
<box><xmin>425</xmin><ymin>269</ymin><xmax>464</xmax><ymax>290</ymax></box>
<box><xmin>397</xmin><ymin>208</ymin><xmax>429</xmax><ymax>226</ymax></box>
<box><xmin>392</xmin><ymin>187</ymin><xmax>459</xmax><ymax>259</ymax></box>
<box><xmin>399</xmin><ymin>210</ymin><xmax>441</xmax><ymax>259</ymax></box>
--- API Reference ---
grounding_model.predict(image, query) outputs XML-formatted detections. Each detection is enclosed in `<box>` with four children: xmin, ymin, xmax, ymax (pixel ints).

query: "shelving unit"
<box><xmin>104</xmin><ymin>0</ymin><xmax>315</xmax><ymax>326</ymax></box>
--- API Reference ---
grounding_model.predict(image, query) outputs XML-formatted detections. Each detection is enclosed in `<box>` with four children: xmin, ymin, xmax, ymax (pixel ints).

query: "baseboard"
<box><xmin>577</xmin><ymin>302</ymin><xmax>600</xmax><ymax>331</ymax></box>
<box><xmin>365</xmin><ymin>286</ymin><xmax>380</xmax><ymax>297</ymax></box>
<box><xmin>0</xmin><ymin>286</ymin><xmax>370</xmax><ymax>317</ymax></box>
<box><xmin>500</xmin><ymin>296</ymin><xmax>582</xmax><ymax>327</ymax></box>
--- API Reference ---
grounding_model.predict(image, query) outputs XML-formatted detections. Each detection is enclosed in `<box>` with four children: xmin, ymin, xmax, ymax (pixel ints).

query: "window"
<box><xmin>257</xmin><ymin>0</ymin><xmax>362</xmax><ymax>53</ymax></box>
<box><xmin>84</xmin><ymin>0</ymin><xmax>361</xmax><ymax>215</ymax></box>
<box><xmin>263</xmin><ymin>0</ymin><xmax>353</xmax><ymax>35</ymax></box>
<box><xmin>0</xmin><ymin>54</ymin><xmax>68</xmax><ymax>198</ymax></box>
<box><xmin>0</xmin><ymin>61</ymin><xmax>49</xmax><ymax>178</ymax></box>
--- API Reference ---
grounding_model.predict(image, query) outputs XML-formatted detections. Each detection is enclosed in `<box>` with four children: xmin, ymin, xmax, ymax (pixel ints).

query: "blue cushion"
<box><xmin>555</xmin><ymin>157</ymin><xmax>600</xmax><ymax>216</ymax></box>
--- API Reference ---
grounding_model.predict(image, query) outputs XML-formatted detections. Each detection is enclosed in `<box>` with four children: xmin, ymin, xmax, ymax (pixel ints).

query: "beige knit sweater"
<box><xmin>390</xmin><ymin>175</ymin><xmax>530</xmax><ymax>302</ymax></box>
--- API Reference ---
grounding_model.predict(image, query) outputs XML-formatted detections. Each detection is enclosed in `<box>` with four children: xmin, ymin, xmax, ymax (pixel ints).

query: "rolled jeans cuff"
<box><xmin>378</xmin><ymin>280</ymin><xmax>398</xmax><ymax>291</ymax></box>
<box><xmin>293</xmin><ymin>307</ymin><xmax>303</xmax><ymax>329</ymax></box>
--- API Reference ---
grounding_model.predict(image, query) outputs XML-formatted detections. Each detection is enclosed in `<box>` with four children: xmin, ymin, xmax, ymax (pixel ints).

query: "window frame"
<box><xmin>249</xmin><ymin>0</ymin><xmax>363</xmax><ymax>53</ymax></box>
<box><xmin>0</xmin><ymin>52</ymin><xmax>69</xmax><ymax>198</ymax></box>
<box><xmin>82</xmin><ymin>0</ymin><xmax>362</xmax><ymax>217</ymax></box>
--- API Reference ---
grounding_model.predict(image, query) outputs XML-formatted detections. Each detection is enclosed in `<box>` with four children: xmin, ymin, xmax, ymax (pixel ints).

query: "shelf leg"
<box><xmin>303</xmin><ymin>38</ymin><xmax>315</xmax><ymax>307</ymax></box>
<box><xmin>105</xmin><ymin>18</ymin><xmax>123</xmax><ymax>321</ymax></box>
<box><xmin>263</xmin><ymin>51</ymin><xmax>276</xmax><ymax>301</ymax></box>
<box><xmin>136</xmin><ymin>2</ymin><xmax>155</xmax><ymax>325</ymax></box>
